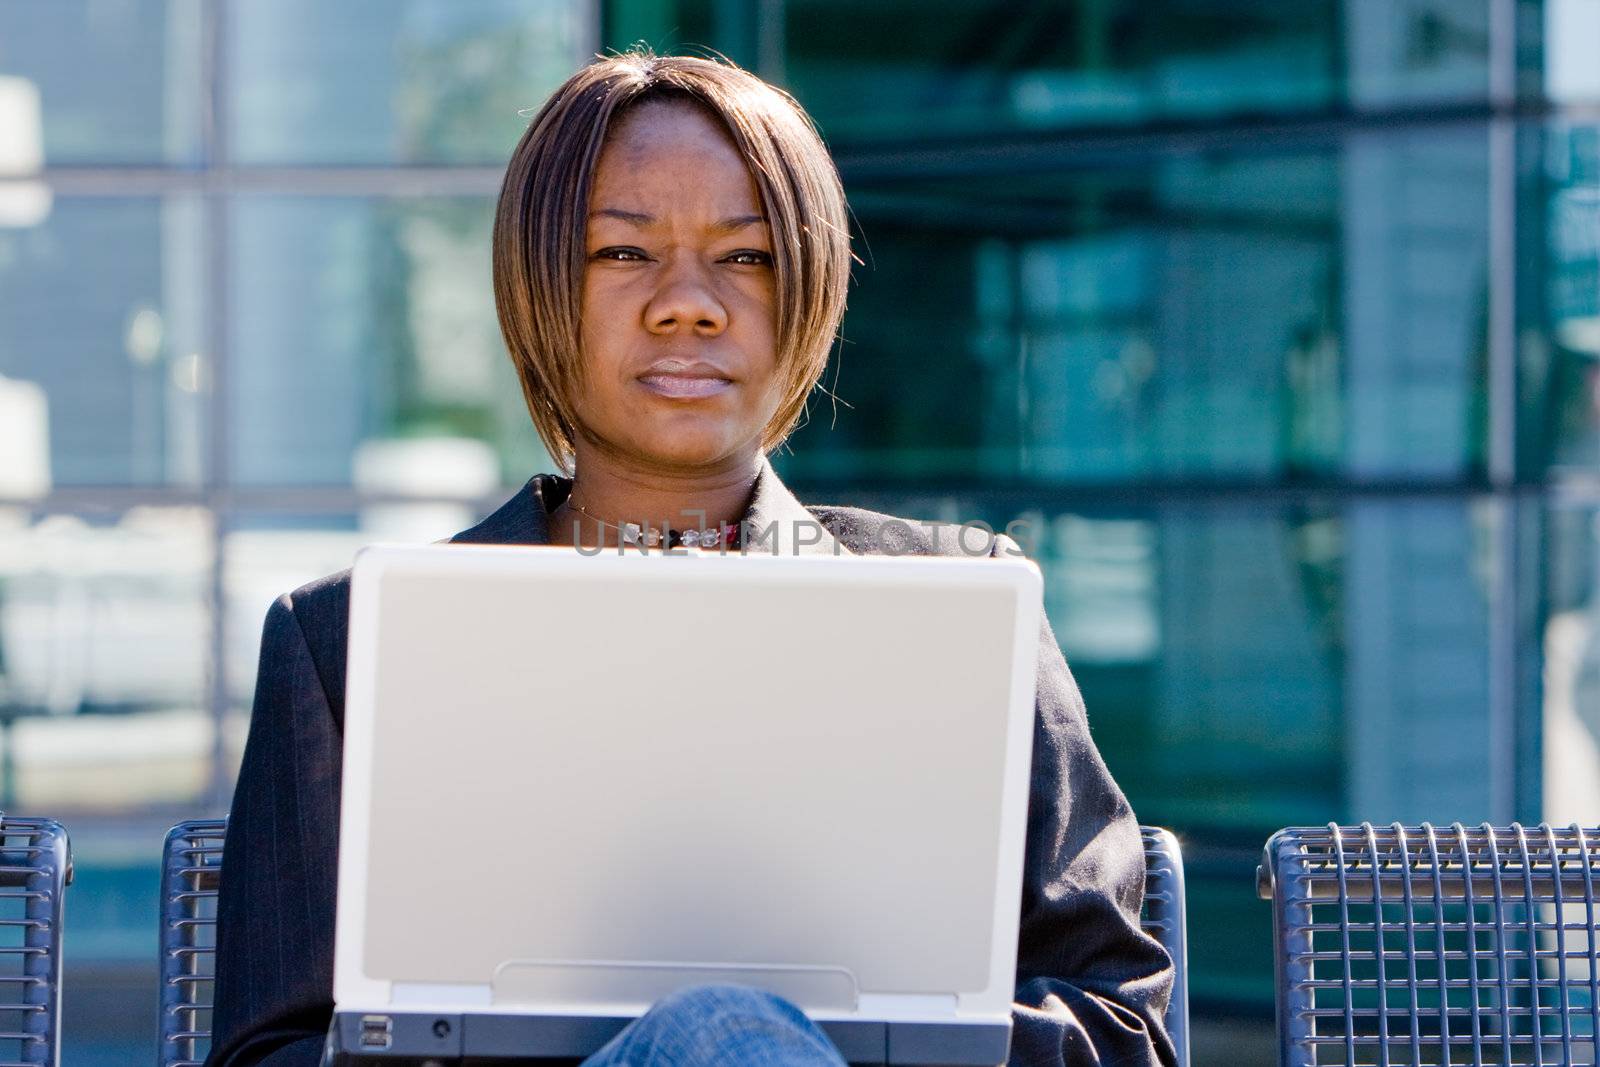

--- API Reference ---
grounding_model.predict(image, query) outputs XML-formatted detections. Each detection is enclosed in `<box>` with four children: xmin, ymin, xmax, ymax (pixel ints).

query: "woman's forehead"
<box><xmin>610</xmin><ymin>95</ymin><xmax>728</xmax><ymax>140</ymax></box>
<box><xmin>591</xmin><ymin>105</ymin><xmax>764</xmax><ymax>219</ymax></box>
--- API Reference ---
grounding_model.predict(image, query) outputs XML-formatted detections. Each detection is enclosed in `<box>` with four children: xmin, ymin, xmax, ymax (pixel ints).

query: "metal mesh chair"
<box><xmin>160</xmin><ymin>819</ymin><xmax>1189</xmax><ymax>1067</ymax></box>
<box><xmin>158</xmin><ymin>820</ymin><xmax>225</xmax><ymax>1067</ymax></box>
<box><xmin>1140</xmin><ymin>826</ymin><xmax>1190</xmax><ymax>1067</ymax></box>
<box><xmin>1257</xmin><ymin>822</ymin><xmax>1600</xmax><ymax>1067</ymax></box>
<box><xmin>0</xmin><ymin>815</ymin><xmax>71</xmax><ymax>1067</ymax></box>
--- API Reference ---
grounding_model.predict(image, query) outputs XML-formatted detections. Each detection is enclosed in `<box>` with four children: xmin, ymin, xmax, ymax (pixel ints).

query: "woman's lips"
<box><xmin>638</xmin><ymin>374</ymin><xmax>734</xmax><ymax>399</ymax></box>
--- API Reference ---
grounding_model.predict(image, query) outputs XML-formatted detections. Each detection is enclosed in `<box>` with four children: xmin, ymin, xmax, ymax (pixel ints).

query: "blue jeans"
<box><xmin>579</xmin><ymin>983</ymin><xmax>849</xmax><ymax>1066</ymax></box>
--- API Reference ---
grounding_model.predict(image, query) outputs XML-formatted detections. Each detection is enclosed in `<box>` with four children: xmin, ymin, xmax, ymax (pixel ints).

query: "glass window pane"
<box><xmin>1542</xmin><ymin>500</ymin><xmax>1600</xmax><ymax>823</ymax></box>
<box><xmin>1543</xmin><ymin>0</ymin><xmax>1600</xmax><ymax>106</ymax></box>
<box><xmin>0</xmin><ymin>0</ymin><xmax>202</xmax><ymax>166</ymax></box>
<box><xmin>1528</xmin><ymin>122</ymin><xmax>1600</xmax><ymax>475</ymax></box>
<box><xmin>0</xmin><ymin>507</ymin><xmax>213</xmax><ymax>813</ymax></box>
<box><xmin>0</xmin><ymin>195</ymin><xmax>206</xmax><ymax>492</ymax></box>
<box><xmin>228</xmin><ymin>195</ymin><xmax>552</xmax><ymax>488</ymax></box>
<box><xmin>228</xmin><ymin>0</ymin><xmax>589</xmax><ymax>166</ymax></box>
<box><xmin>787</xmin><ymin>126</ymin><xmax>1489</xmax><ymax>483</ymax></box>
<box><xmin>1342</xmin><ymin>1</ymin><xmax>1495</xmax><ymax>108</ymax></box>
<box><xmin>770</xmin><ymin>0</ymin><xmax>1491</xmax><ymax>144</ymax></box>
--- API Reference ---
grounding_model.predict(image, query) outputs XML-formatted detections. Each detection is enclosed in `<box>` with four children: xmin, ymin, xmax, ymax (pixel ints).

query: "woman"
<box><xmin>208</xmin><ymin>49</ymin><xmax>1176</xmax><ymax>1067</ymax></box>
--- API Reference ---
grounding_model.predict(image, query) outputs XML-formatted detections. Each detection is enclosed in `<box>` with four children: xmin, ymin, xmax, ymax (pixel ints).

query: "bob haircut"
<box><xmin>491</xmin><ymin>48</ymin><xmax>854</xmax><ymax>475</ymax></box>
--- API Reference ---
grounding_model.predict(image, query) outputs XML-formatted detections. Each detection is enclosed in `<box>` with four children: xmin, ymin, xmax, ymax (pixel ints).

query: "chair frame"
<box><xmin>158</xmin><ymin>820</ymin><xmax>225</xmax><ymax>1067</ymax></box>
<box><xmin>1140</xmin><ymin>826</ymin><xmax>1190</xmax><ymax>1067</ymax></box>
<box><xmin>1258</xmin><ymin>821</ymin><xmax>1600</xmax><ymax>1067</ymax></box>
<box><xmin>0</xmin><ymin>814</ymin><xmax>72</xmax><ymax>1067</ymax></box>
<box><xmin>161</xmin><ymin>819</ymin><xmax>1189</xmax><ymax>1067</ymax></box>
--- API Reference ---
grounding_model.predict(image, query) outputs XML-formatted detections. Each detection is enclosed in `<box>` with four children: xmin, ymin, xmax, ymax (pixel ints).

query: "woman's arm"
<box><xmin>995</xmin><ymin>535</ymin><xmax>1178</xmax><ymax>1067</ymax></box>
<box><xmin>207</xmin><ymin>594</ymin><xmax>342</xmax><ymax>1067</ymax></box>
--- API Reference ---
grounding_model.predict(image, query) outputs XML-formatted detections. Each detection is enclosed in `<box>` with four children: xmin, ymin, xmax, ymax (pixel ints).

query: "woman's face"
<box><xmin>573</xmin><ymin>99</ymin><xmax>782</xmax><ymax>471</ymax></box>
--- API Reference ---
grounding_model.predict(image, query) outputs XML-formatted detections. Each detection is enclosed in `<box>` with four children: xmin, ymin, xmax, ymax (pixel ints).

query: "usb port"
<box><xmin>358</xmin><ymin>1016</ymin><xmax>393</xmax><ymax>1050</ymax></box>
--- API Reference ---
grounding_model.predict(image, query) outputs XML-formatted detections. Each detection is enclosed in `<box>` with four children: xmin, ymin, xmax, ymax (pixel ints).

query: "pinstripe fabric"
<box><xmin>206</xmin><ymin>457</ymin><xmax>1176</xmax><ymax>1067</ymax></box>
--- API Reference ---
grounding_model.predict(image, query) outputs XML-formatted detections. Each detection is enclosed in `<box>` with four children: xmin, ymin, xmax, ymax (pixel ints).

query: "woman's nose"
<box><xmin>643</xmin><ymin>255</ymin><xmax>728</xmax><ymax>336</ymax></box>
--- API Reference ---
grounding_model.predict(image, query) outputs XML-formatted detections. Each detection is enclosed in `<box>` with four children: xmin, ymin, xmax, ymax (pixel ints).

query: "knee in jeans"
<box><xmin>653</xmin><ymin>982</ymin><xmax>800</xmax><ymax>1027</ymax></box>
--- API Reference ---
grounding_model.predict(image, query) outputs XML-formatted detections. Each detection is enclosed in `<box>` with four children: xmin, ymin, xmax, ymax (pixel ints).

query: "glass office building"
<box><xmin>1</xmin><ymin>1</ymin><xmax>1597</xmax><ymax>1061</ymax></box>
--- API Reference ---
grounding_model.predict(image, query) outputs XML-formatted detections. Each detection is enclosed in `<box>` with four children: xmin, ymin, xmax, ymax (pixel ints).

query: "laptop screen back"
<box><xmin>339</xmin><ymin>547</ymin><xmax>1039</xmax><ymax>1015</ymax></box>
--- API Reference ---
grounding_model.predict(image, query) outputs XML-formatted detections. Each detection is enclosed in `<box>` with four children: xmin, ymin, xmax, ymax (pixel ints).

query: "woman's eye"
<box><xmin>725</xmin><ymin>250</ymin><xmax>773</xmax><ymax>266</ymax></box>
<box><xmin>593</xmin><ymin>247</ymin><xmax>647</xmax><ymax>261</ymax></box>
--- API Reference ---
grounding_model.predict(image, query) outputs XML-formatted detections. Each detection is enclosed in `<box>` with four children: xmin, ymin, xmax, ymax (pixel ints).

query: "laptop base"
<box><xmin>326</xmin><ymin>1010</ymin><xmax>1011</xmax><ymax>1067</ymax></box>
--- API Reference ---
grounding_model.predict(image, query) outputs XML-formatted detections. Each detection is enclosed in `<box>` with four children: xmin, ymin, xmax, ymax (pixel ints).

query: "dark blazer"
<box><xmin>207</xmin><ymin>457</ymin><xmax>1177</xmax><ymax>1067</ymax></box>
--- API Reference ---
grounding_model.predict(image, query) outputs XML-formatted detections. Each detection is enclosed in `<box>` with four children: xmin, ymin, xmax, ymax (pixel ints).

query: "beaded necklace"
<box><xmin>565</xmin><ymin>497</ymin><xmax>742</xmax><ymax>550</ymax></box>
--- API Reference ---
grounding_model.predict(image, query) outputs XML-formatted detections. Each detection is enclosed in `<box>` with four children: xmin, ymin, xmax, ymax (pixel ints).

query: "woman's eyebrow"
<box><xmin>589</xmin><ymin>208</ymin><xmax>767</xmax><ymax>235</ymax></box>
<box><xmin>708</xmin><ymin>214</ymin><xmax>768</xmax><ymax>234</ymax></box>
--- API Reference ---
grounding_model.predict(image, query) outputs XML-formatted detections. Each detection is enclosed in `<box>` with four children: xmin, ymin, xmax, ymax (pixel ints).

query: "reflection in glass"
<box><xmin>770</xmin><ymin>0</ymin><xmax>1491</xmax><ymax>144</ymax></box>
<box><xmin>1531</xmin><ymin>124</ymin><xmax>1600</xmax><ymax>474</ymax></box>
<box><xmin>0</xmin><ymin>507</ymin><xmax>212</xmax><ymax>812</ymax></box>
<box><xmin>1544</xmin><ymin>0</ymin><xmax>1600</xmax><ymax>106</ymax></box>
<box><xmin>1021</xmin><ymin>503</ymin><xmax>1344</xmax><ymax>832</ymax></box>
<box><xmin>1341</xmin><ymin>498</ymin><xmax>1495</xmax><ymax>823</ymax></box>
<box><xmin>1543</xmin><ymin>503</ymin><xmax>1600</xmax><ymax>822</ymax></box>
<box><xmin>790</xmin><ymin>127</ymin><xmax>1488</xmax><ymax>483</ymax></box>
<box><xmin>1341</xmin><ymin>126</ymin><xmax>1490</xmax><ymax>478</ymax></box>
<box><xmin>0</xmin><ymin>0</ymin><xmax>202</xmax><ymax>166</ymax></box>
<box><xmin>0</xmin><ymin>196</ymin><xmax>205</xmax><ymax>490</ymax></box>
<box><xmin>229</xmin><ymin>0</ymin><xmax>587</xmax><ymax>165</ymax></box>
<box><xmin>229</xmin><ymin>196</ymin><xmax>551</xmax><ymax>487</ymax></box>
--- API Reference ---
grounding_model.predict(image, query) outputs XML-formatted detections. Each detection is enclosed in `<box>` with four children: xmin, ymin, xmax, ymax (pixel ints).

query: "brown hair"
<box><xmin>491</xmin><ymin>47</ymin><xmax>853</xmax><ymax>475</ymax></box>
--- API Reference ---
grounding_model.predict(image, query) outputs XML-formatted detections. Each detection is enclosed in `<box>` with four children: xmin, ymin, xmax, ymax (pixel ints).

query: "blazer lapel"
<box><xmin>448</xmin><ymin>455</ymin><xmax>849</xmax><ymax>556</ymax></box>
<box><xmin>743</xmin><ymin>454</ymin><xmax>852</xmax><ymax>557</ymax></box>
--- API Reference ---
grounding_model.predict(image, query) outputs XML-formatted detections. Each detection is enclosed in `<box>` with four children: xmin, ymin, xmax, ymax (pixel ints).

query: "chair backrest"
<box><xmin>160</xmin><ymin>818</ymin><xmax>1190</xmax><ymax>1067</ymax></box>
<box><xmin>158</xmin><ymin>820</ymin><xmax>225</xmax><ymax>1067</ymax></box>
<box><xmin>1258</xmin><ymin>822</ymin><xmax>1600</xmax><ymax>1067</ymax></box>
<box><xmin>0</xmin><ymin>814</ymin><xmax>71</xmax><ymax>1067</ymax></box>
<box><xmin>1139</xmin><ymin>826</ymin><xmax>1190</xmax><ymax>1067</ymax></box>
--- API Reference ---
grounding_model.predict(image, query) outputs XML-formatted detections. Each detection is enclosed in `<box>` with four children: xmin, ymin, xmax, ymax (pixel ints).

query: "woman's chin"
<box><xmin>621</xmin><ymin>413</ymin><xmax>762</xmax><ymax>469</ymax></box>
<box><xmin>626</xmin><ymin>429</ymin><xmax>745</xmax><ymax>469</ymax></box>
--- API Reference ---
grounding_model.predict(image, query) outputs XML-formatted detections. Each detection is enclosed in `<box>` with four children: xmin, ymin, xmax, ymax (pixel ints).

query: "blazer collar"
<box><xmin>450</xmin><ymin>454</ymin><xmax>849</xmax><ymax>557</ymax></box>
<box><xmin>743</xmin><ymin>454</ymin><xmax>851</xmax><ymax>556</ymax></box>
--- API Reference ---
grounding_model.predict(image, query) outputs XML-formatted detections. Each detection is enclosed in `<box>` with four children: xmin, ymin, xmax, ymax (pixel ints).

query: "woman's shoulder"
<box><xmin>273</xmin><ymin>565</ymin><xmax>354</xmax><ymax>630</ymax></box>
<box><xmin>256</xmin><ymin>567</ymin><xmax>351</xmax><ymax>703</ymax></box>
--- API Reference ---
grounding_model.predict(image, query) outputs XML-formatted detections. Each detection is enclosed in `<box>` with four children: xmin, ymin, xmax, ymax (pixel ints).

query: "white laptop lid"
<box><xmin>333</xmin><ymin>544</ymin><xmax>1041</xmax><ymax>1025</ymax></box>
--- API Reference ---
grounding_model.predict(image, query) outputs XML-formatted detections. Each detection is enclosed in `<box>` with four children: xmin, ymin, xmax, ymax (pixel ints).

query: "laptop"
<box><xmin>327</xmin><ymin>542</ymin><xmax>1042</xmax><ymax>1066</ymax></box>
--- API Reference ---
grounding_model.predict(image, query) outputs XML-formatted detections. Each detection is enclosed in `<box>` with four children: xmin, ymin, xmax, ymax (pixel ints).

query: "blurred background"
<box><xmin>0</xmin><ymin>0</ymin><xmax>1597</xmax><ymax>1062</ymax></box>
